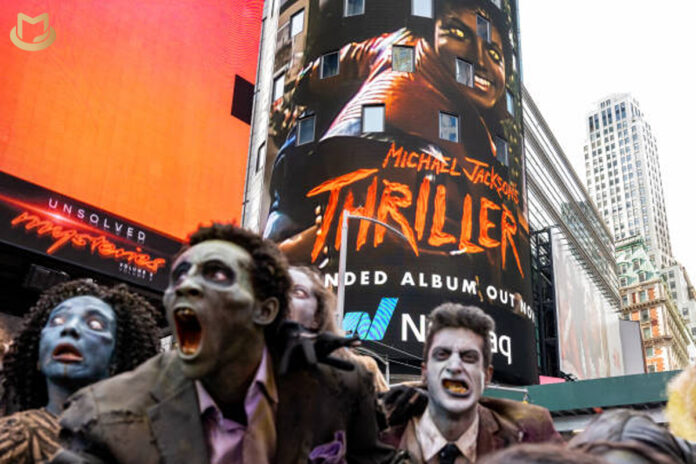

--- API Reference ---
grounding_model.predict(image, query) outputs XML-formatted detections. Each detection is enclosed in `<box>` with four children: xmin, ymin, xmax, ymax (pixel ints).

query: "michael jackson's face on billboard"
<box><xmin>435</xmin><ymin>6</ymin><xmax>505</xmax><ymax>110</ymax></box>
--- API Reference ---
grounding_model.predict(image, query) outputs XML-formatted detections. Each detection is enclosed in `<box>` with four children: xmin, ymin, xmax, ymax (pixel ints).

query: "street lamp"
<box><xmin>336</xmin><ymin>211</ymin><xmax>409</xmax><ymax>322</ymax></box>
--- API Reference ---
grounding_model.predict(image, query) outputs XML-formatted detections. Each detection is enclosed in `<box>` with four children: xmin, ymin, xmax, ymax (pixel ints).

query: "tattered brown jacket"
<box><xmin>53</xmin><ymin>350</ymin><xmax>404</xmax><ymax>464</ymax></box>
<box><xmin>380</xmin><ymin>397</ymin><xmax>562</xmax><ymax>462</ymax></box>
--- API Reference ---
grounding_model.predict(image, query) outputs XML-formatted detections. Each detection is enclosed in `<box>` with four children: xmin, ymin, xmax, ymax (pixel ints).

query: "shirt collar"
<box><xmin>415</xmin><ymin>406</ymin><xmax>479</xmax><ymax>462</ymax></box>
<box><xmin>195</xmin><ymin>347</ymin><xmax>278</xmax><ymax>417</ymax></box>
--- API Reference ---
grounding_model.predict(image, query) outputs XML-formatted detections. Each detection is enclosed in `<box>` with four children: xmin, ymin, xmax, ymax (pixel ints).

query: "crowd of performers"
<box><xmin>0</xmin><ymin>223</ymin><xmax>694</xmax><ymax>463</ymax></box>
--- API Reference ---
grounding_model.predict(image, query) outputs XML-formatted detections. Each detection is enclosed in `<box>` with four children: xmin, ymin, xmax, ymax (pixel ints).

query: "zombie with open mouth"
<box><xmin>57</xmin><ymin>223</ymin><xmax>408</xmax><ymax>464</ymax></box>
<box><xmin>0</xmin><ymin>279</ymin><xmax>159</xmax><ymax>464</ymax></box>
<box><xmin>381</xmin><ymin>303</ymin><xmax>560</xmax><ymax>462</ymax></box>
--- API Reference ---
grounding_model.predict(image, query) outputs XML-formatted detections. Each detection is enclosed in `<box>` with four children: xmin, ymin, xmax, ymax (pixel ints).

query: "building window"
<box><xmin>642</xmin><ymin>327</ymin><xmax>651</xmax><ymax>339</ymax></box>
<box><xmin>392</xmin><ymin>46</ymin><xmax>415</xmax><ymax>72</ymax></box>
<box><xmin>362</xmin><ymin>105</ymin><xmax>385</xmax><ymax>133</ymax></box>
<box><xmin>456</xmin><ymin>58</ymin><xmax>474</xmax><ymax>87</ymax></box>
<box><xmin>344</xmin><ymin>0</ymin><xmax>364</xmax><ymax>16</ymax></box>
<box><xmin>495</xmin><ymin>136</ymin><xmax>509</xmax><ymax>166</ymax></box>
<box><xmin>640</xmin><ymin>309</ymin><xmax>649</xmax><ymax>322</ymax></box>
<box><xmin>272</xmin><ymin>74</ymin><xmax>285</xmax><ymax>102</ymax></box>
<box><xmin>506</xmin><ymin>90</ymin><xmax>515</xmax><ymax>115</ymax></box>
<box><xmin>320</xmin><ymin>51</ymin><xmax>340</xmax><ymax>78</ymax></box>
<box><xmin>476</xmin><ymin>15</ymin><xmax>490</xmax><ymax>42</ymax></box>
<box><xmin>646</xmin><ymin>347</ymin><xmax>654</xmax><ymax>357</ymax></box>
<box><xmin>412</xmin><ymin>0</ymin><xmax>432</xmax><ymax>18</ymax></box>
<box><xmin>647</xmin><ymin>365</ymin><xmax>656</xmax><ymax>373</ymax></box>
<box><xmin>297</xmin><ymin>115</ymin><xmax>316</xmax><ymax>145</ymax></box>
<box><xmin>439</xmin><ymin>112</ymin><xmax>459</xmax><ymax>142</ymax></box>
<box><xmin>255</xmin><ymin>143</ymin><xmax>266</xmax><ymax>173</ymax></box>
<box><xmin>290</xmin><ymin>9</ymin><xmax>305</xmax><ymax>37</ymax></box>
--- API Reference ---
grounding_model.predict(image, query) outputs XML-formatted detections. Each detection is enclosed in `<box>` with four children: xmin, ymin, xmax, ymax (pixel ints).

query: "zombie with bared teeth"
<box><xmin>55</xmin><ymin>223</ymin><xmax>408</xmax><ymax>464</ymax></box>
<box><xmin>0</xmin><ymin>279</ymin><xmax>159</xmax><ymax>464</ymax></box>
<box><xmin>380</xmin><ymin>303</ymin><xmax>561</xmax><ymax>463</ymax></box>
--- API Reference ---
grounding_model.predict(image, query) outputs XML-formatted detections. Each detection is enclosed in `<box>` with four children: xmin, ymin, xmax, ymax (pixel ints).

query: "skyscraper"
<box><xmin>583</xmin><ymin>94</ymin><xmax>673</xmax><ymax>270</ymax></box>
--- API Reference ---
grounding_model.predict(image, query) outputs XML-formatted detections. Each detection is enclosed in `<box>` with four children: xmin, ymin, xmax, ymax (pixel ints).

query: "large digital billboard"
<box><xmin>1</xmin><ymin>0</ymin><xmax>263</xmax><ymax>240</ymax></box>
<box><xmin>552</xmin><ymin>234</ymin><xmax>625</xmax><ymax>379</ymax></box>
<box><xmin>0</xmin><ymin>172</ymin><xmax>181</xmax><ymax>291</ymax></box>
<box><xmin>261</xmin><ymin>0</ymin><xmax>536</xmax><ymax>384</ymax></box>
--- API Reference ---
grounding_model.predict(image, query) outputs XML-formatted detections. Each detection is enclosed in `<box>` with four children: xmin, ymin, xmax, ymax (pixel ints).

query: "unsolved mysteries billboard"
<box><xmin>262</xmin><ymin>0</ymin><xmax>536</xmax><ymax>384</ymax></box>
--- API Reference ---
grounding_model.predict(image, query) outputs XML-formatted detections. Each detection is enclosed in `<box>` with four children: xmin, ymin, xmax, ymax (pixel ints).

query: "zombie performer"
<box><xmin>380</xmin><ymin>303</ymin><xmax>560</xmax><ymax>462</ymax></box>
<box><xmin>288</xmin><ymin>265</ymin><xmax>389</xmax><ymax>392</ymax></box>
<box><xmin>56</xmin><ymin>224</ymin><xmax>407</xmax><ymax>464</ymax></box>
<box><xmin>0</xmin><ymin>279</ymin><xmax>159</xmax><ymax>464</ymax></box>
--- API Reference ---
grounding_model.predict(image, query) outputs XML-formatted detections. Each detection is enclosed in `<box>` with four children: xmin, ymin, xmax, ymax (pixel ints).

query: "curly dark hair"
<box><xmin>423</xmin><ymin>303</ymin><xmax>495</xmax><ymax>368</ymax></box>
<box><xmin>2</xmin><ymin>279</ymin><xmax>160</xmax><ymax>413</ymax></box>
<box><xmin>186</xmin><ymin>223</ymin><xmax>291</xmax><ymax>339</ymax></box>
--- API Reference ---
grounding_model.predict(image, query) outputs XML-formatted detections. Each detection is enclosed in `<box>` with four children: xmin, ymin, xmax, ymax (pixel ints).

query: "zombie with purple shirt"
<box><xmin>55</xmin><ymin>224</ymin><xmax>407</xmax><ymax>464</ymax></box>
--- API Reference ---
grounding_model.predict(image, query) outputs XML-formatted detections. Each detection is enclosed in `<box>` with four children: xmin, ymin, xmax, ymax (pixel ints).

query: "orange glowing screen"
<box><xmin>0</xmin><ymin>0</ymin><xmax>263</xmax><ymax>239</ymax></box>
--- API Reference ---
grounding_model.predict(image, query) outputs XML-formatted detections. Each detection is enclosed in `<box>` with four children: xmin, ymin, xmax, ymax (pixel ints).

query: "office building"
<box><xmin>616</xmin><ymin>237</ymin><xmax>691</xmax><ymax>371</ymax></box>
<box><xmin>583</xmin><ymin>94</ymin><xmax>673</xmax><ymax>270</ymax></box>
<box><xmin>243</xmin><ymin>0</ymin><xmax>544</xmax><ymax>385</ymax></box>
<box><xmin>524</xmin><ymin>87</ymin><xmax>630</xmax><ymax>380</ymax></box>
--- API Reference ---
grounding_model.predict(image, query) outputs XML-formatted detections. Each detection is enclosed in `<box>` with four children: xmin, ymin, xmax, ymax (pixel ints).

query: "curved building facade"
<box><xmin>245</xmin><ymin>0</ymin><xmax>535</xmax><ymax>384</ymax></box>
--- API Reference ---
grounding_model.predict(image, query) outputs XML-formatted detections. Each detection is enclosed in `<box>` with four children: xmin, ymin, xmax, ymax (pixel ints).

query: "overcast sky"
<box><xmin>518</xmin><ymin>0</ymin><xmax>696</xmax><ymax>279</ymax></box>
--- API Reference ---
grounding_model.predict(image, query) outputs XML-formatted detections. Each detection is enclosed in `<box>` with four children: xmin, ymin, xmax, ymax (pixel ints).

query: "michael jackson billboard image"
<box><xmin>262</xmin><ymin>0</ymin><xmax>536</xmax><ymax>383</ymax></box>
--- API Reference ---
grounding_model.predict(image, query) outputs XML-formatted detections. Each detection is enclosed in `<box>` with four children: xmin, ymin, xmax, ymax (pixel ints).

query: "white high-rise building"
<box><xmin>583</xmin><ymin>94</ymin><xmax>674</xmax><ymax>270</ymax></box>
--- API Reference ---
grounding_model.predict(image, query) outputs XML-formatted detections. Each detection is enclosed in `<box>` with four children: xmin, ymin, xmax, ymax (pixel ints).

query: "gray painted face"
<box><xmin>38</xmin><ymin>295</ymin><xmax>117</xmax><ymax>387</ymax></box>
<box><xmin>288</xmin><ymin>268</ymin><xmax>319</xmax><ymax>329</ymax></box>
<box><xmin>424</xmin><ymin>327</ymin><xmax>487</xmax><ymax>418</ymax></box>
<box><xmin>163</xmin><ymin>240</ymin><xmax>263</xmax><ymax>380</ymax></box>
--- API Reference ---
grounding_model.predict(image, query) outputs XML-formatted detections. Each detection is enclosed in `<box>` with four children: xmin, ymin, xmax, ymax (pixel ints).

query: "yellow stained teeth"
<box><xmin>443</xmin><ymin>380</ymin><xmax>469</xmax><ymax>394</ymax></box>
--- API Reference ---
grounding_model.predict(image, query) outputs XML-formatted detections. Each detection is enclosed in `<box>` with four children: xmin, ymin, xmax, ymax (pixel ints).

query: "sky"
<box><xmin>518</xmin><ymin>0</ymin><xmax>696</xmax><ymax>279</ymax></box>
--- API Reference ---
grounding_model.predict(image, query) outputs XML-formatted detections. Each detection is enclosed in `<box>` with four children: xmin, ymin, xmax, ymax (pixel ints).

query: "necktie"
<box><xmin>438</xmin><ymin>443</ymin><xmax>461</xmax><ymax>464</ymax></box>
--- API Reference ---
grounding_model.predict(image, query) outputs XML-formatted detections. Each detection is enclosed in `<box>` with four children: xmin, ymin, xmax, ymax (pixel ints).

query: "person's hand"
<box><xmin>277</xmin><ymin>321</ymin><xmax>359</xmax><ymax>375</ymax></box>
<box><xmin>380</xmin><ymin>382</ymin><xmax>428</xmax><ymax>426</ymax></box>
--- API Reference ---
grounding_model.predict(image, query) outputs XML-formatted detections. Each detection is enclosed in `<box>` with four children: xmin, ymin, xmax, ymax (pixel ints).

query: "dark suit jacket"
<box><xmin>53</xmin><ymin>350</ymin><xmax>402</xmax><ymax>464</ymax></box>
<box><xmin>380</xmin><ymin>397</ymin><xmax>562</xmax><ymax>462</ymax></box>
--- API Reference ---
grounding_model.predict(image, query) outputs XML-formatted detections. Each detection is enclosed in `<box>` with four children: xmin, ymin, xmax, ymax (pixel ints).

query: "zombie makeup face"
<box><xmin>38</xmin><ymin>295</ymin><xmax>116</xmax><ymax>387</ymax></box>
<box><xmin>423</xmin><ymin>327</ymin><xmax>489</xmax><ymax>419</ymax></box>
<box><xmin>435</xmin><ymin>6</ymin><xmax>505</xmax><ymax>109</ymax></box>
<box><xmin>164</xmin><ymin>240</ymin><xmax>274</xmax><ymax>380</ymax></box>
<box><xmin>288</xmin><ymin>268</ymin><xmax>319</xmax><ymax>330</ymax></box>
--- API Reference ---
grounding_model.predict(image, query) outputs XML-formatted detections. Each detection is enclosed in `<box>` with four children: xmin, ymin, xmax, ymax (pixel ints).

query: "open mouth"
<box><xmin>474</xmin><ymin>74</ymin><xmax>492</xmax><ymax>92</ymax></box>
<box><xmin>174</xmin><ymin>307</ymin><xmax>202</xmax><ymax>357</ymax></box>
<box><xmin>442</xmin><ymin>379</ymin><xmax>470</xmax><ymax>396</ymax></box>
<box><xmin>52</xmin><ymin>344</ymin><xmax>83</xmax><ymax>363</ymax></box>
